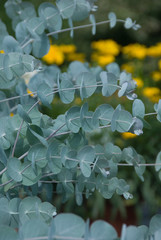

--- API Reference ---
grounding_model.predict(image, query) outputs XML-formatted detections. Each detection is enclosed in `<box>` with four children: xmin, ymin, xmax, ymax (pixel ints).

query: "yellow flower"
<box><xmin>27</xmin><ymin>88</ymin><xmax>34</xmax><ymax>97</ymax></box>
<box><xmin>66</xmin><ymin>53</ymin><xmax>85</xmax><ymax>62</ymax></box>
<box><xmin>75</xmin><ymin>97</ymin><xmax>82</xmax><ymax>105</ymax></box>
<box><xmin>146</xmin><ymin>43</ymin><xmax>161</xmax><ymax>57</ymax></box>
<box><xmin>151</xmin><ymin>71</ymin><xmax>161</xmax><ymax>82</ymax></box>
<box><xmin>122</xmin><ymin>43</ymin><xmax>147</xmax><ymax>59</ymax></box>
<box><xmin>59</xmin><ymin>44</ymin><xmax>76</xmax><ymax>54</ymax></box>
<box><xmin>10</xmin><ymin>112</ymin><xmax>14</xmax><ymax>117</ymax></box>
<box><xmin>42</xmin><ymin>45</ymin><xmax>65</xmax><ymax>65</ymax></box>
<box><xmin>142</xmin><ymin>87</ymin><xmax>161</xmax><ymax>103</ymax></box>
<box><xmin>158</xmin><ymin>59</ymin><xmax>161</xmax><ymax>70</ymax></box>
<box><xmin>91</xmin><ymin>54</ymin><xmax>115</xmax><ymax>67</ymax></box>
<box><xmin>121</xmin><ymin>63</ymin><xmax>134</xmax><ymax>73</ymax></box>
<box><xmin>91</xmin><ymin>39</ymin><xmax>120</xmax><ymax>56</ymax></box>
<box><xmin>122</xmin><ymin>132</ymin><xmax>137</xmax><ymax>139</ymax></box>
<box><xmin>0</xmin><ymin>50</ymin><xmax>4</xmax><ymax>54</ymax></box>
<box><xmin>133</xmin><ymin>77</ymin><xmax>144</xmax><ymax>88</ymax></box>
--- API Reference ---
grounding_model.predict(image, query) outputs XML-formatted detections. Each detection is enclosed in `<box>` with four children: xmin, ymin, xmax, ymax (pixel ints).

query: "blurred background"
<box><xmin>1</xmin><ymin>0</ymin><xmax>161</xmax><ymax>235</ymax></box>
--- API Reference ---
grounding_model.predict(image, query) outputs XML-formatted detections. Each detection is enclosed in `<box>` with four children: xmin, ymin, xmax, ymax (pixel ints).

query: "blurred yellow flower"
<box><xmin>122</xmin><ymin>43</ymin><xmax>147</xmax><ymax>59</ymax></box>
<box><xmin>10</xmin><ymin>112</ymin><xmax>14</xmax><ymax>117</ymax></box>
<box><xmin>42</xmin><ymin>45</ymin><xmax>65</xmax><ymax>65</ymax></box>
<box><xmin>143</xmin><ymin>87</ymin><xmax>161</xmax><ymax>103</ymax></box>
<box><xmin>66</xmin><ymin>53</ymin><xmax>85</xmax><ymax>62</ymax></box>
<box><xmin>151</xmin><ymin>71</ymin><xmax>161</xmax><ymax>82</ymax></box>
<box><xmin>91</xmin><ymin>54</ymin><xmax>115</xmax><ymax>67</ymax></box>
<box><xmin>0</xmin><ymin>50</ymin><xmax>4</xmax><ymax>54</ymax></box>
<box><xmin>59</xmin><ymin>44</ymin><xmax>76</xmax><ymax>54</ymax></box>
<box><xmin>91</xmin><ymin>39</ymin><xmax>120</xmax><ymax>56</ymax></box>
<box><xmin>158</xmin><ymin>59</ymin><xmax>161</xmax><ymax>70</ymax></box>
<box><xmin>146</xmin><ymin>43</ymin><xmax>161</xmax><ymax>57</ymax></box>
<box><xmin>133</xmin><ymin>77</ymin><xmax>144</xmax><ymax>88</ymax></box>
<box><xmin>27</xmin><ymin>88</ymin><xmax>34</xmax><ymax>97</ymax></box>
<box><xmin>75</xmin><ymin>97</ymin><xmax>82</xmax><ymax>105</ymax></box>
<box><xmin>121</xmin><ymin>63</ymin><xmax>134</xmax><ymax>73</ymax></box>
<box><xmin>122</xmin><ymin>132</ymin><xmax>137</xmax><ymax>139</ymax></box>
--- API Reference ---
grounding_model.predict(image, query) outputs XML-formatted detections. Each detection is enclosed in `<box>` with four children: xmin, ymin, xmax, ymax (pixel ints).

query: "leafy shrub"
<box><xmin>0</xmin><ymin>0</ymin><xmax>161</xmax><ymax>239</ymax></box>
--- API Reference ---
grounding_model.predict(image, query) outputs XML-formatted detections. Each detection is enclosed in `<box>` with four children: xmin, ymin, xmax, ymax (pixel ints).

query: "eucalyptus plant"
<box><xmin>0</xmin><ymin>0</ymin><xmax>161</xmax><ymax>239</ymax></box>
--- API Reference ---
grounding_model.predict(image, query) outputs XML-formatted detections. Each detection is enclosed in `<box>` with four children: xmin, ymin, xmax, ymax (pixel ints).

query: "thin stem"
<box><xmin>0</xmin><ymin>167</ymin><xmax>7</xmax><ymax>176</ymax></box>
<box><xmin>118</xmin><ymin>163</ymin><xmax>161</xmax><ymax>167</ymax></box>
<box><xmin>145</xmin><ymin>112</ymin><xmax>157</xmax><ymax>116</ymax></box>
<box><xmin>12</xmin><ymin>120</ymin><xmax>24</xmax><ymax>157</ymax></box>
<box><xmin>0</xmin><ymin>179</ymin><xmax>13</xmax><ymax>188</ymax></box>
<box><xmin>47</xmin><ymin>19</ymin><xmax>125</xmax><ymax>37</ymax></box>
<box><xmin>46</xmin><ymin>123</ymin><xmax>66</xmax><ymax>141</ymax></box>
<box><xmin>18</xmin><ymin>151</ymin><xmax>29</xmax><ymax>160</ymax></box>
<box><xmin>21</xmin><ymin>38</ymin><xmax>34</xmax><ymax>49</ymax></box>
<box><xmin>25</xmin><ymin>235</ymin><xmax>83</xmax><ymax>240</ymax></box>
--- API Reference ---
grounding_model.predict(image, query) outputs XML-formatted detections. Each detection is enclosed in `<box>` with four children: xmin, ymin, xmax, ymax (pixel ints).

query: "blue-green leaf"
<box><xmin>26</xmin><ymin>17</ymin><xmax>45</xmax><ymax>36</ymax></box>
<box><xmin>42</xmin><ymin>6</ymin><xmax>62</xmax><ymax>31</ymax></box>
<box><xmin>21</xmin><ymin>161</ymin><xmax>42</xmax><ymax>186</ymax></box>
<box><xmin>105</xmin><ymin>143</ymin><xmax>122</xmax><ymax>163</ymax></box>
<box><xmin>0</xmin><ymin>144</ymin><xmax>7</xmax><ymax>166</ymax></box>
<box><xmin>157</xmin><ymin>99</ymin><xmax>161</xmax><ymax>122</ymax></box>
<box><xmin>3</xmin><ymin>35</ymin><xmax>22</xmax><ymax>53</ymax></box>
<box><xmin>37</xmin><ymin>83</ymin><xmax>53</xmax><ymax>108</ymax></box>
<box><xmin>59</xmin><ymin>78</ymin><xmax>75</xmax><ymax>104</ymax></box>
<box><xmin>89</xmin><ymin>14</ymin><xmax>96</xmax><ymax>35</ymax></box>
<box><xmin>124</xmin><ymin>17</ymin><xmax>133</xmax><ymax>29</ymax></box>
<box><xmin>0</xmin><ymin>226</ymin><xmax>18</xmax><ymax>240</ymax></box>
<box><xmin>0</xmin><ymin>20</ymin><xmax>9</xmax><ymax>49</ymax></box>
<box><xmin>65</xmin><ymin>106</ymin><xmax>81</xmax><ymax>133</ymax></box>
<box><xmin>76</xmin><ymin>72</ymin><xmax>97</xmax><ymax>100</ymax></box>
<box><xmin>3</xmin><ymin>54</ymin><xmax>13</xmax><ymax>80</ymax></box>
<box><xmin>108</xmin><ymin>12</ymin><xmax>117</xmax><ymax>28</ymax></box>
<box><xmin>72</xmin><ymin>0</ymin><xmax>91</xmax><ymax>21</ymax></box>
<box><xmin>113</xmin><ymin>109</ymin><xmax>133</xmax><ymax>133</ymax></box>
<box><xmin>17</xmin><ymin>104</ymin><xmax>32</xmax><ymax>123</ymax></box>
<box><xmin>68</xmin><ymin>61</ymin><xmax>89</xmax><ymax>79</ymax></box>
<box><xmin>132</xmin><ymin>99</ymin><xmax>145</xmax><ymax>118</ymax></box>
<box><xmin>56</xmin><ymin>0</ymin><xmax>75</xmax><ymax>19</ymax></box>
<box><xmin>135</xmin><ymin>155</ymin><xmax>145</xmax><ymax>181</ymax></box>
<box><xmin>27</xmin><ymin>125</ymin><xmax>48</xmax><ymax>147</ymax></box>
<box><xmin>32</xmin><ymin>33</ymin><xmax>50</xmax><ymax>58</ymax></box>
<box><xmin>20</xmin><ymin>218</ymin><xmax>48</xmax><ymax>238</ymax></box>
<box><xmin>149</xmin><ymin>214</ymin><xmax>161</xmax><ymax>235</ymax></box>
<box><xmin>92</xmin><ymin>104</ymin><xmax>114</xmax><ymax>128</ymax></box>
<box><xmin>61</xmin><ymin>146</ymin><xmax>78</xmax><ymax>169</ymax></box>
<box><xmin>118</xmin><ymin>82</ymin><xmax>128</xmax><ymax>97</ymax></box>
<box><xmin>46</xmin><ymin>140</ymin><xmax>62</xmax><ymax>174</ymax></box>
<box><xmin>90</xmin><ymin>220</ymin><xmax>118</xmax><ymax>240</ymax></box>
<box><xmin>77</xmin><ymin>145</ymin><xmax>95</xmax><ymax>177</ymax></box>
<box><xmin>100</xmin><ymin>71</ymin><xmax>118</xmax><ymax>97</ymax></box>
<box><xmin>80</xmin><ymin>103</ymin><xmax>93</xmax><ymax>132</ymax></box>
<box><xmin>106</xmin><ymin>62</ymin><xmax>120</xmax><ymax>78</ymax></box>
<box><xmin>7</xmin><ymin>157</ymin><xmax>22</xmax><ymax>182</ymax></box>
<box><xmin>53</xmin><ymin>213</ymin><xmax>85</xmax><ymax>238</ymax></box>
<box><xmin>155</xmin><ymin>151</ymin><xmax>161</xmax><ymax>172</ymax></box>
<box><xmin>27</xmin><ymin>143</ymin><xmax>47</xmax><ymax>168</ymax></box>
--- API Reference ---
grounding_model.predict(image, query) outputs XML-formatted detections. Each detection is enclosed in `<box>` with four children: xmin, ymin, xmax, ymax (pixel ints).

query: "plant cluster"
<box><xmin>0</xmin><ymin>0</ymin><xmax>161</xmax><ymax>239</ymax></box>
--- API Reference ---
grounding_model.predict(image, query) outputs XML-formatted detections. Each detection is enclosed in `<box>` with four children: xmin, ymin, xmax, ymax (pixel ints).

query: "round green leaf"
<box><xmin>76</xmin><ymin>72</ymin><xmax>97</xmax><ymax>100</ymax></box>
<box><xmin>56</xmin><ymin>0</ymin><xmax>75</xmax><ymax>19</ymax></box>
<box><xmin>46</xmin><ymin>140</ymin><xmax>62</xmax><ymax>174</ymax></box>
<box><xmin>53</xmin><ymin>213</ymin><xmax>85</xmax><ymax>237</ymax></box>
<box><xmin>65</xmin><ymin>106</ymin><xmax>81</xmax><ymax>133</ymax></box>
<box><xmin>90</xmin><ymin>220</ymin><xmax>118</xmax><ymax>240</ymax></box>
<box><xmin>0</xmin><ymin>226</ymin><xmax>18</xmax><ymax>240</ymax></box>
<box><xmin>27</xmin><ymin>143</ymin><xmax>47</xmax><ymax>168</ymax></box>
<box><xmin>7</xmin><ymin>157</ymin><xmax>22</xmax><ymax>182</ymax></box>
<box><xmin>77</xmin><ymin>145</ymin><xmax>95</xmax><ymax>177</ymax></box>
<box><xmin>132</xmin><ymin>99</ymin><xmax>145</xmax><ymax>118</ymax></box>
